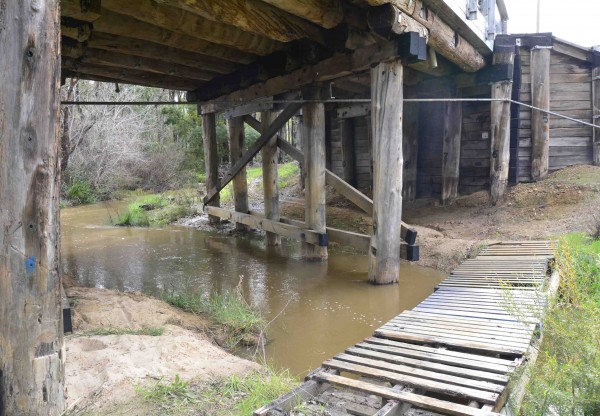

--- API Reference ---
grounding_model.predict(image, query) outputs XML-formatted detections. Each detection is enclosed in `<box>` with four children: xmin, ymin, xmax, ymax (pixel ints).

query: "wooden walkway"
<box><xmin>255</xmin><ymin>241</ymin><xmax>556</xmax><ymax>416</ymax></box>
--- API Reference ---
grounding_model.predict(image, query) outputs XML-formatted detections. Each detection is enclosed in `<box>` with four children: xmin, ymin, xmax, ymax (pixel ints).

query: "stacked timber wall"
<box><xmin>517</xmin><ymin>49</ymin><xmax>594</xmax><ymax>182</ymax></box>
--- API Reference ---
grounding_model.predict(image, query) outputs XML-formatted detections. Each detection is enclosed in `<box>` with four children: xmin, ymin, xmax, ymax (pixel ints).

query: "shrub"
<box><xmin>66</xmin><ymin>179</ymin><xmax>96</xmax><ymax>205</ymax></box>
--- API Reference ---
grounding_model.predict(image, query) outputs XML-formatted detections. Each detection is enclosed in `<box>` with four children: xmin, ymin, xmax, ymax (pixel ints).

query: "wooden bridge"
<box><xmin>255</xmin><ymin>241</ymin><xmax>556</xmax><ymax>416</ymax></box>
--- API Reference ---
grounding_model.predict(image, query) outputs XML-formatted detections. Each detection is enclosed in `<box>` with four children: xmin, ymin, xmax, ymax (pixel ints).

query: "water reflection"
<box><xmin>61</xmin><ymin>201</ymin><xmax>446</xmax><ymax>376</ymax></box>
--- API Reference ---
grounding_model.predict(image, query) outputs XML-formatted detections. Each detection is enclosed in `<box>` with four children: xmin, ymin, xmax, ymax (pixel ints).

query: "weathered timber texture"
<box><xmin>366</xmin><ymin>0</ymin><xmax>485</xmax><ymax>72</ymax></box>
<box><xmin>261</xmin><ymin>111</ymin><xmax>281</xmax><ymax>246</ymax></box>
<box><xmin>227</xmin><ymin>117</ymin><xmax>249</xmax><ymax>231</ymax></box>
<box><xmin>593</xmin><ymin>66</ymin><xmax>600</xmax><ymax>165</ymax></box>
<box><xmin>0</xmin><ymin>0</ymin><xmax>65</xmax><ymax>414</ymax></box>
<box><xmin>369</xmin><ymin>60</ymin><xmax>404</xmax><ymax>284</ymax></box>
<box><xmin>202</xmin><ymin>112</ymin><xmax>220</xmax><ymax>224</ymax></box>
<box><xmin>530</xmin><ymin>48</ymin><xmax>551</xmax><ymax>180</ymax></box>
<box><xmin>341</xmin><ymin>118</ymin><xmax>356</xmax><ymax>186</ymax></box>
<box><xmin>101</xmin><ymin>0</ymin><xmax>283</xmax><ymax>56</ymax></box>
<box><xmin>90</xmin><ymin>10</ymin><xmax>256</xmax><ymax>64</ymax></box>
<box><xmin>441</xmin><ymin>101</ymin><xmax>463</xmax><ymax>205</ymax></box>
<box><xmin>368</xmin><ymin>3</ymin><xmax>428</xmax><ymax>39</ymax></box>
<box><xmin>403</xmin><ymin>102</ymin><xmax>419</xmax><ymax>202</ymax></box>
<box><xmin>302</xmin><ymin>101</ymin><xmax>328</xmax><ymax>260</ymax></box>
<box><xmin>154</xmin><ymin>0</ymin><xmax>326</xmax><ymax>44</ymax></box>
<box><xmin>490</xmin><ymin>51</ymin><xmax>514</xmax><ymax>205</ymax></box>
<box><xmin>260</xmin><ymin>0</ymin><xmax>343</xmax><ymax>28</ymax></box>
<box><xmin>61</xmin><ymin>0</ymin><xmax>101</xmax><ymax>21</ymax></box>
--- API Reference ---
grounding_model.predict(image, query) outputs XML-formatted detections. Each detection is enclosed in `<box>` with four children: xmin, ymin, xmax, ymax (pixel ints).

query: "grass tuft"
<box><xmin>115</xmin><ymin>189</ymin><xmax>198</xmax><ymax>227</ymax></box>
<box><xmin>79</xmin><ymin>326</ymin><xmax>164</xmax><ymax>337</ymax></box>
<box><xmin>163</xmin><ymin>289</ymin><xmax>265</xmax><ymax>349</ymax></box>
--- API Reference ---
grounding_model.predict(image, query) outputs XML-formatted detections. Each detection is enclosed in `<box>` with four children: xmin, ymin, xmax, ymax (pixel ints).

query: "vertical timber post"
<box><xmin>0</xmin><ymin>0</ymin><xmax>66</xmax><ymax>414</ymax></box>
<box><xmin>441</xmin><ymin>97</ymin><xmax>462</xmax><ymax>205</ymax></box>
<box><xmin>261</xmin><ymin>111</ymin><xmax>281</xmax><ymax>246</ymax></box>
<box><xmin>227</xmin><ymin>117</ymin><xmax>249</xmax><ymax>230</ymax></box>
<box><xmin>593</xmin><ymin>65</ymin><xmax>600</xmax><ymax>166</ymax></box>
<box><xmin>403</xmin><ymin>99</ymin><xmax>419</xmax><ymax>202</ymax></box>
<box><xmin>341</xmin><ymin>118</ymin><xmax>356</xmax><ymax>186</ymax></box>
<box><xmin>490</xmin><ymin>49</ymin><xmax>515</xmax><ymax>205</ymax></box>
<box><xmin>369</xmin><ymin>59</ymin><xmax>404</xmax><ymax>285</ymax></box>
<box><xmin>530</xmin><ymin>47</ymin><xmax>551</xmax><ymax>180</ymax></box>
<box><xmin>201</xmin><ymin>111</ymin><xmax>220</xmax><ymax>224</ymax></box>
<box><xmin>302</xmin><ymin>90</ymin><xmax>328</xmax><ymax>260</ymax></box>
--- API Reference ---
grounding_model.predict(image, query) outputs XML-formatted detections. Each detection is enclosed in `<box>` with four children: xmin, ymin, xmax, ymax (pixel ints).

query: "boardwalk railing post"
<box><xmin>530</xmin><ymin>46</ymin><xmax>551</xmax><ymax>181</ymax></box>
<box><xmin>201</xmin><ymin>110</ymin><xmax>220</xmax><ymax>224</ymax></box>
<box><xmin>302</xmin><ymin>88</ymin><xmax>328</xmax><ymax>260</ymax></box>
<box><xmin>261</xmin><ymin>111</ymin><xmax>281</xmax><ymax>246</ymax></box>
<box><xmin>369</xmin><ymin>59</ymin><xmax>404</xmax><ymax>284</ymax></box>
<box><xmin>0</xmin><ymin>0</ymin><xmax>66</xmax><ymax>414</ymax></box>
<box><xmin>227</xmin><ymin>116</ymin><xmax>249</xmax><ymax>230</ymax></box>
<box><xmin>490</xmin><ymin>48</ymin><xmax>515</xmax><ymax>205</ymax></box>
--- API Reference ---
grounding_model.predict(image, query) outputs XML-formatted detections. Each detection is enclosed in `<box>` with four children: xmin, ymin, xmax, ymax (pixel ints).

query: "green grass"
<box><xmin>66</xmin><ymin>179</ymin><xmax>97</xmax><ymax>205</ymax></box>
<box><xmin>135</xmin><ymin>368</ymin><xmax>298</xmax><ymax>416</ymax></box>
<box><xmin>163</xmin><ymin>290</ymin><xmax>265</xmax><ymax>348</ymax></box>
<box><xmin>115</xmin><ymin>189</ymin><xmax>198</xmax><ymax>227</ymax></box>
<box><xmin>79</xmin><ymin>326</ymin><xmax>165</xmax><ymax>337</ymax></box>
<box><xmin>520</xmin><ymin>232</ymin><xmax>600</xmax><ymax>415</ymax></box>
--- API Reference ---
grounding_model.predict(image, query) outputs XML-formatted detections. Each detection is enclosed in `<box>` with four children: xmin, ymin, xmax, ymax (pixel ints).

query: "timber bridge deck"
<box><xmin>255</xmin><ymin>241</ymin><xmax>556</xmax><ymax>416</ymax></box>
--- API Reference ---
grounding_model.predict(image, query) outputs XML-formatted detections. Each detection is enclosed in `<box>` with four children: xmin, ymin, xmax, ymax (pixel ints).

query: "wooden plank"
<box><xmin>337</xmin><ymin>103</ymin><xmax>371</xmax><ymax>119</ymax></box>
<box><xmin>260</xmin><ymin>0</ymin><xmax>344</xmax><ymax>29</ymax></box>
<box><xmin>347</xmin><ymin>346</ymin><xmax>510</xmax><ymax>384</ymax></box>
<box><xmin>334</xmin><ymin>353</ymin><xmax>505</xmax><ymax>393</ymax></box>
<box><xmin>375</xmin><ymin>328</ymin><xmax>527</xmax><ymax>355</ymax></box>
<box><xmin>204</xmin><ymin>103</ymin><xmax>301</xmax><ymax>205</ymax></box>
<box><xmin>369</xmin><ymin>59</ymin><xmax>404</xmax><ymax>284</ymax></box>
<box><xmin>530</xmin><ymin>47</ymin><xmax>551</xmax><ymax>180</ymax></box>
<box><xmin>323</xmin><ymin>359</ymin><xmax>499</xmax><ymax>404</ymax></box>
<box><xmin>204</xmin><ymin>206</ymin><xmax>327</xmax><ymax>246</ymax></box>
<box><xmin>364</xmin><ymin>337</ymin><xmax>519</xmax><ymax>368</ymax></box>
<box><xmin>316</xmin><ymin>373</ymin><xmax>503</xmax><ymax>416</ymax></box>
<box><xmin>341</xmin><ymin>118</ymin><xmax>356</xmax><ymax>186</ymax></box>
<box><xmin>401</xmin><ymin>310</ymin><xmax>535</xmax><ymax>330</ymax></box>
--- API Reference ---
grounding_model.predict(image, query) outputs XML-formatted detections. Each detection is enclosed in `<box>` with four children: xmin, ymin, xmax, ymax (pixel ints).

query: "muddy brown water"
<box><xmin>61</xmin><ymin>201</ymin><xmax>446</xmax><ymax>377</ymax></box>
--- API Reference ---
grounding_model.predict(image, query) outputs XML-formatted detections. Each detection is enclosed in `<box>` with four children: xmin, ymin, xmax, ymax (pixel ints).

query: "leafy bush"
<box><xmin>521</xmin><ymin>235</ymin><xmax>600</xmax><ymax>415</ymax></box>
<box><xmin>115</xmin><ymin>191</ymin><xmax>197</xmax><ymax>227</ymax></box>
<box><xmin>66</xmin><ymin>179</ymin><xmax>96</xmax><ymax>205</ymax></box>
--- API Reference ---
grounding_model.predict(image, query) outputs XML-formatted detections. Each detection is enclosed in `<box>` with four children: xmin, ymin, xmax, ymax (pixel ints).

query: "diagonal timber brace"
<box><xmin>244</xmin><ymin>114</ymin><xmax>418</xmax><ymax>246</ymax></box>
<box><xmin>203</xmin><ymin>103</ymin><xmax>301</xmax><ymax>205</ymax></box>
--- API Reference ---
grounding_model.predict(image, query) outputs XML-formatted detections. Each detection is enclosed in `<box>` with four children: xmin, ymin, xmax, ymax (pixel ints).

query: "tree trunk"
<box><xmin>0</xmin><ymin>0</ymin><xmax>65</xmax><ymax>414</ymax></box>
<box><xmin>369</xmin><ymin>59</ymin><xmax>404</xmax><ymax>284</ymax></box>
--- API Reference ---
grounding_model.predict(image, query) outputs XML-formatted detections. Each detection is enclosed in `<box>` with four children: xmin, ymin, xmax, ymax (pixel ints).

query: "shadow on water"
<box><xmin>61</xmin><ymin>201</ymin><xmax>446</xmax><ymax>376</ymax></box>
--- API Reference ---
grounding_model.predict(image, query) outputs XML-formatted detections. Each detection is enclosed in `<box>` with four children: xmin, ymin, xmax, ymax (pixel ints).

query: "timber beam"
<box><xmin>62</xmin><ymin>0</ymin><xmax>101</xmax><ymax>22</ymax></box>
<box><xmin>205</xmin><ymin>207</ymin><xmax>328</xmax><ymax>247</ymax></box>
<box><xmin>62</xmin><ymin>59</ymin><xmax>198</xmax><ymax>91</ymax></box>
<box><xmin>150</xmin><ymin>0</ymin><xmax>328</xmax><ymax>45</ymax></box>
<box><xmin>593</xmin><ymin>65</ymin><xmax>600</xmax><ymax>166</ymax></box>
<box><xmin>91</xmin><ymin>9</ymin><xmax>258</xmax><ymax>65</ymax></box>
<box><xmin>100</xmin><ymin>0</ymin><xmax>284</xmax><ymax>56</ymax></box>
<box><xmin>366</xmin><ymin>0</ymin><xmax>486</xmax><ymax>72</ymax></box>
<box><xmin>204</xmin><ymin>103</ymin><xmax>302</xmax><ymax>205</ymax></box>
<box><xmin>188</xmin><ymin>33</ymin><xmax>426</xmax><ymax>104</ymax></box>
<box><xmin>244</xmin><ymin>115</ymin><xmax>418</xmax><ymax>246</ymax></box>
<box><xmin>62</xmin><ymin>48</ymin><xmax>218</xmax><ymax>82</ymax></box>
<box><xmin>260</xmin><ymin>0</ymin><xmax>344</xmax><ymax>29</ymax></box>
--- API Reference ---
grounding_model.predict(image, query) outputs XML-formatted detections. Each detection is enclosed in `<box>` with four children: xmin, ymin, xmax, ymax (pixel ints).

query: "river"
<box><xmin>61</xmin><ymin>201</ymin><xmax>446</xmax><ymax>377</ymax></box>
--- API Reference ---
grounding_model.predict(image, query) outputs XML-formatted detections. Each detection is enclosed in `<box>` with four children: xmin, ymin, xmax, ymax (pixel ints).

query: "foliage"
<box><xmin>521</xmin><ymin>234</ymin><xmax>600</xmax><ymax>415</ymax></box>
<box><xmin>65</xmin><ymin>178</ymin><xmax>96</xmax><ymax>205</ymax></box>
<box><xmin>220</xmin><ymin>162</ymin><xmax>299</xmax><ymax>203</ymax></box>
<box><xmin>115</xmin><ymin>190</ymin><xmax>198</xmax><ymax>227</ymax></box>
<box><xmin>78</xmin><ymin>326</ymin><xmax>164</xmax><ymax>337</ymax></box>
<box><xmin>218</xmin><ymin>367</ymin><xmax>298</xmax><ymax>415</ymax></box>
<box><xmin>163</xmin><ymin>289</ymin><xmax>265</xmax><ymax>349</ymax></box>
<box><xmin>135</xmin><ymin>368</ymin><xmax>297</xmax><ymax>416</ymax></box>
